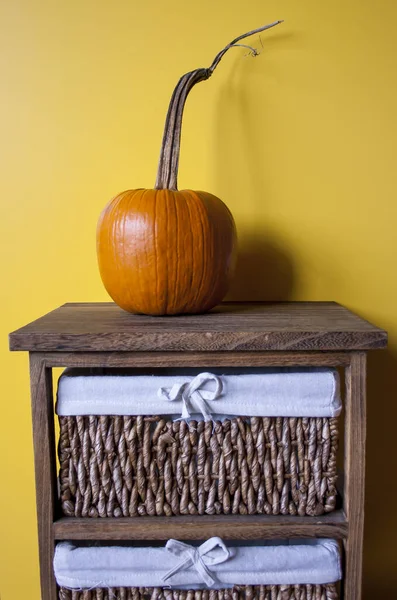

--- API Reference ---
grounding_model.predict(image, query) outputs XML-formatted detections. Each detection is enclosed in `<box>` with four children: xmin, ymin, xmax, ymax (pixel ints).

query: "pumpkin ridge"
<box><xmin>183</xmin><ymin>190</ymin><xmax>197</xmax><ymax>314</ymax></box>
<box><xmin>171</xmin><ymin>190</ymin><xmax>180</xmax><ymax>315</ymax></box>
<box><xmin>123</xmin><ymin>189</ymin><xmax>149</xmax><ymax>313</ymax></box>
<box><xmin>121</xmin><ymin>197</ymin><xmax>129</xmax><ymax>307</ymax></box>
<box><xmin>157</xmin><ymin>188</ymin><xmax>168</xmax><ymax>315</ymax></box>
<box><xmin>184</xmin><ymin>189</ymin><xmax>208</xmax><ymax>312</ymax></box>
<box><xmin>144</xmin><ymin>188</ymin><xmax>157</xmax><ymax>315</ymax></box>
<box><xmin>126</xmin><ymin>189</ymin><xmax>143</xmax><ymax>310</ymax></box>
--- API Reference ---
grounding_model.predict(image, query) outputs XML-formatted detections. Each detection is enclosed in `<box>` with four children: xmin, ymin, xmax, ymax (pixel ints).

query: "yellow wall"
<box><xmin>1</xmin><ymin>1</ymin><xmax>396</xmax><ymax>597</ymax></box>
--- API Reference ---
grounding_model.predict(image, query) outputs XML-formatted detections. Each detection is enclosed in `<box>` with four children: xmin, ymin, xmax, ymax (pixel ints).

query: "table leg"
<box><xmin>344</xmin><ymin>352</ymin><xmax>367</xmax><ymax>599</ymax></box>
<box><xmin>30</xmin><ymin>353</ymin><xmax>58</xmax><ymax>599</ymax></box>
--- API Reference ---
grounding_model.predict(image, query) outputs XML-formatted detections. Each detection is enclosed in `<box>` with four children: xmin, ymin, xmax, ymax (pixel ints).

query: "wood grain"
<box><xmin>29</xmin><ymin>353</ymin><xmax>58</xmax><ymax>600</ymax></box>
<box><xmin>53</xmin><ymin>511</ymin><xmax>348</xmax><ymax>541</ymax></box>
<box><xmin>42</xmin><ymin>350</ymin><xmax>352</xmax><ymax>368</ymax></box>
<box><xmin>9</xmin><ymin>301</ymin><xmax>387</xmax><ymax>352</ymax></box>
<box><xmin>344</xmin><ymin>353</ymin><xmax>367</xmax><ymax>600</ymax></box>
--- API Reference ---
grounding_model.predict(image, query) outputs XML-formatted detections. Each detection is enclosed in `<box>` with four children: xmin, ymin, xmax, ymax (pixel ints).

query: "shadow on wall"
<box><xmin>226</xmin><ymin>234</ymin><xmax>294</xmax><ymax>301</ymax></box>
<box><xmin>213</xmin><ymin>41</ymin><xmax>397</xmax><ymax>598</ymax></box>
<box><xmin>363</xmin><ymin>346</ymin><xmax>397</xmax><ymax>597</ymax></box>
<box><xmin>213</xmin><ymin>45</ymin><xmax>295</xmax><ymax>302</ymax></box>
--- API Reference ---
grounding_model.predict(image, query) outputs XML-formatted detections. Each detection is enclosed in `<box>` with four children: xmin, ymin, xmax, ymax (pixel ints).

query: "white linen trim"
<box><xmin>54</xmin><ymin>538</ymin><xmax>342</xmax><ymax>589</ymax></box>
<box><xmin>56</xmin><ymin>368</ymin><xmax>341</xmax><ymax>418</ymax></box>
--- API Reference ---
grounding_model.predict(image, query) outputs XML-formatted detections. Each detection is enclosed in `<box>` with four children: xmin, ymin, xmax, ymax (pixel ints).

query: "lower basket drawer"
<box><xmin>54</xmin><ymin>538</ymin><xmax>341</xmax><ymax>599</ymax></box>
<box><xmin>59</xmin><ymin>585</ymin><xmax>338</xmax><ymax>599</ymax></box>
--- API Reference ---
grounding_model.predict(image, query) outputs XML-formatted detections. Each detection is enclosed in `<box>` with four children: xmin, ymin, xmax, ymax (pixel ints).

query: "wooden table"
<box><xmin>9</xmin><ymin>301</ymin><xmax>387</xmax><ymax>600</ymax></box>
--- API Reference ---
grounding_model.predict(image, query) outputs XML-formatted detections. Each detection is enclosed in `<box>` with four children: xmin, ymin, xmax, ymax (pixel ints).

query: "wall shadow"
<box><xmin>213</xmin><ymin>35</ymin><xmax>294</xmax><ymax>302</ymax></box>
<box><xmin>212</xmin><ymin>55</ymin><xmax>272</xmax><ymax>218</ymax></box>
<box><xmin>363</xmin><ymin>345</ymin><xmax>397</xmax><ymax>597</ymax></box>
<box><xmin>226</xmin><ymin>232</ymin><xmax>294</xmax><ymax>301</ymax></box>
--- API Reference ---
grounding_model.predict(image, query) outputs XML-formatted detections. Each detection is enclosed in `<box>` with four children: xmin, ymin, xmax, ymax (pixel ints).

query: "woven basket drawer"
<box><xmin>59</xmin><ymin>415</ymin><xmax>338</xmax><ymax>517</ymax></box>
<box><xmin>58</xmin><ymin>585</ymin><xmax>338</xmax><ymax>599</ymax></box>
<box><xmin>57</xmin><ymin>368</ymin><xmax>340</xmax><ymax>518</ymax></box>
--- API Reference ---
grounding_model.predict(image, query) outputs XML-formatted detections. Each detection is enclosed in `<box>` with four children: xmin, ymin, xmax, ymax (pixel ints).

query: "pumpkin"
<box><xmin>97</xmin><ymin>21</ymin><xmax>283</xmax><ymax>315</ymax></box>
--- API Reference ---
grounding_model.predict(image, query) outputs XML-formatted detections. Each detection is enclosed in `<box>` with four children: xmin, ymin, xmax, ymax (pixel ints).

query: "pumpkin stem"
<box><xmin>154</xmin><ymin>20</ymin><xmax>284</xmax><ymax>191</ymax></box>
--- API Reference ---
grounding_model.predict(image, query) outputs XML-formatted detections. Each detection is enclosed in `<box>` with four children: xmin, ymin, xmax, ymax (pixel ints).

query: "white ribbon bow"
<box><xmin>158</xmin><ymin>372</ymin><xmax>223</xmax><ymax>422</ymax></box>
<box><xmin>162</xmin><ymin>537</ymin><xmax>230</xmax><ymax>586</ymax></box>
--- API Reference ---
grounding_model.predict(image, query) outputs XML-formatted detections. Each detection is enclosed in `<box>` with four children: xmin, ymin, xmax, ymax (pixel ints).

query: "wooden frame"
<box><xmin>10</xmin><ymin>302</ymin><xmax>385</xmax><ymax>600</ymax></box>
<box><xmin>27</xmin><ymin>349</ymin><xmax>365</xmax><ymax>600</ymax></box>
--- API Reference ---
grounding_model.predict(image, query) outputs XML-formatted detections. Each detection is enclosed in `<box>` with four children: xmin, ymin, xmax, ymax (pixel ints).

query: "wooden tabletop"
<box><xmin>9</xmin><ymin>301</ymin><xmax>387</xmax><ymax>352</ymax></box>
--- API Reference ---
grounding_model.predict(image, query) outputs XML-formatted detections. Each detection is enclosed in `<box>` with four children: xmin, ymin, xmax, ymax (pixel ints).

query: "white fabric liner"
<box><xmin>56</xmin><ymin>367</ymin><xmax>341</xmax><ymax>418</ymax></box>
<box><xmin>54</xmin><ymin>539</ymin><xmax>342</xmax><ymax>589</ymax></box>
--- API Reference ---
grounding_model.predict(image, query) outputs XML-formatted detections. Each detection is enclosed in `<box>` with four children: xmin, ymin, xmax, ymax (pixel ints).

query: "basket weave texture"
<box><xmin>58</xmin><ymin>585</ymin><xmax>338</xmax><ymax>599</ymax></box>
<box><xmin>59</xmin><ymin>415</ymin><xmax>338</xmax><ymax>517</ymax></box>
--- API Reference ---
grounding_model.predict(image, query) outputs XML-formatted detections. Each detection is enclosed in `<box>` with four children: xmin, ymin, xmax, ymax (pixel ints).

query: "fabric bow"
<box><xmin>158</xmin><ymin>372</ymin><xmax>223</xmax><ymax>422</ymax></box>
<box><xmin>162</xmin><ymin>537</ymin><xmax>230</xmax><ymax>586</ymax></box>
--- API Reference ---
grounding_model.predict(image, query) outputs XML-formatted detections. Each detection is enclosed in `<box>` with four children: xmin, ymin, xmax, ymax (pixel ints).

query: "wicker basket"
<box><xmin>58</xmin><ymin>414</ymin><xmax>338</xmax><ymax>517</ymax></box>
<box><xmin>58</xmin><ymin>585</ymin><xmax>338</xmax><ymax>599</ymax></box>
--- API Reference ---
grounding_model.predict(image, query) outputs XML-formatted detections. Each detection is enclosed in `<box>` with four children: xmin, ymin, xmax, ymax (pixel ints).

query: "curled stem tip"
<box><xmin>209</xmin><ymin>20</ymin><xmax>284</xmax><ymax>72</ymax></box>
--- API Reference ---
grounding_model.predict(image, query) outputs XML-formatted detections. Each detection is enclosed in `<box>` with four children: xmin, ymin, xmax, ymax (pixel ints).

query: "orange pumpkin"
<box><xmin>97</xmin><ymin>189</ymin><xmax>236</xmax><ymax>315</ymax></box>
<box><xmin>97</xmin><ymin>21</ymin><xmax>282</xmax><ymax>315</ymax></box>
